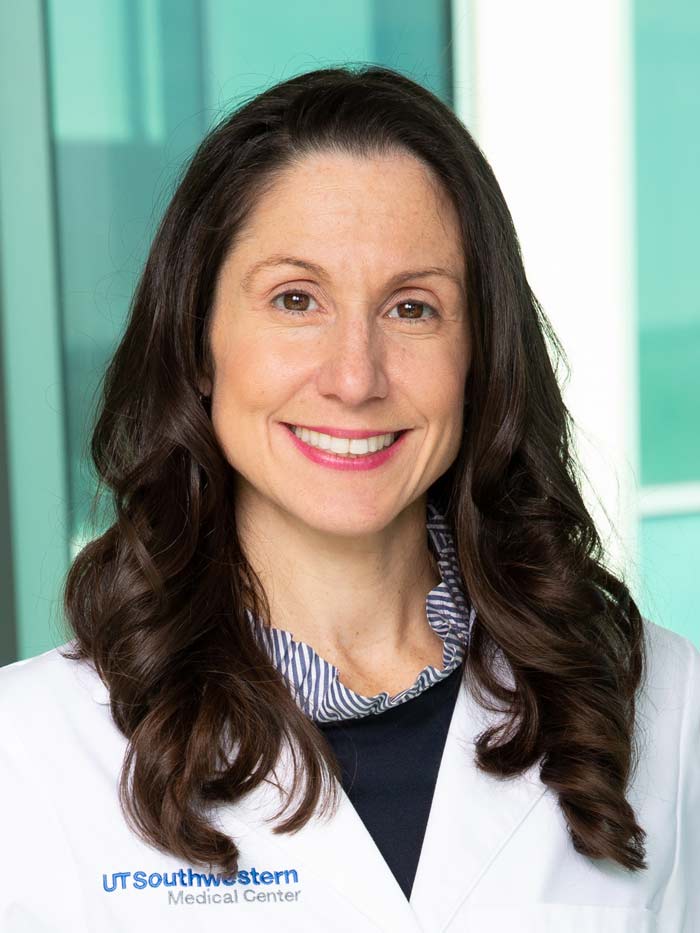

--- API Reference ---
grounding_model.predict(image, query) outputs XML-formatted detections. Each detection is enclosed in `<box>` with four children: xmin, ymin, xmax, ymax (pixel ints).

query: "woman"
<box><xmin>0</xmin><ymin>65</ymin><xmax>697</xmax><ymax>932</ymax></box>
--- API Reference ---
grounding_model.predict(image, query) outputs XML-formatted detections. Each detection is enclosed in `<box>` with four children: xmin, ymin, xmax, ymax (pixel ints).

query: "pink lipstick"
<box><xmin>281</xmin><ymin>424</ymin><xmax>410</xmax><ymax>472</ymax></box>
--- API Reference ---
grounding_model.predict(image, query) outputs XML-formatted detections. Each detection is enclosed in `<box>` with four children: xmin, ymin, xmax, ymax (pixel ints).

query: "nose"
<box><xmin>314</xmin><ymin>309</ymin><xmax>390</xmax><ymax>406</ymax></box>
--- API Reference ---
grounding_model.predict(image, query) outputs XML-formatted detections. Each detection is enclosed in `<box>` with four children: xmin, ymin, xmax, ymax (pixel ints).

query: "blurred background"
<box><xmin>0</xmin><ymin>0</ymin><xmax>697</xmax><ymax>664</ymax></box>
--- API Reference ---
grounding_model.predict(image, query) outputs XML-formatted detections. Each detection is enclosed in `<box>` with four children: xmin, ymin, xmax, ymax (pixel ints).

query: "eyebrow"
<box><xmin>240</xmin><ymin>254</ymin><xmax>464</xmax><ymax>295</ymax></box>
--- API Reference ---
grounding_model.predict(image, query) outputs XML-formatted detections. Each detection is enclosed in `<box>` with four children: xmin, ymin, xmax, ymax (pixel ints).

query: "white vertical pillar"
<box><xmin>453</xmin><ymin>0</ymin><xmax>638</xmax><ymax>580</ymax></box>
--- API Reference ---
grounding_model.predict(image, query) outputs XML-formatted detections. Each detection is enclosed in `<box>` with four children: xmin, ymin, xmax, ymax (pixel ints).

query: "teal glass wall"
<box><xmin>634</xmin><ymin>0</ymin><xmax>700</xmax><ymax>644</ymax></box>
<box><xmin>635</xmin><ymin>0</ymin><xmax>700</xmax><ymax>486</ymax></box>
<box><xmin>638</xmin><ymin>514</ymin><xmax>700</xmax><ymax>644</ymax></box>
<box><xmin>0</xmin><ymin>0</ymin><xmax>452</xmax><ymax>662</ymax></box>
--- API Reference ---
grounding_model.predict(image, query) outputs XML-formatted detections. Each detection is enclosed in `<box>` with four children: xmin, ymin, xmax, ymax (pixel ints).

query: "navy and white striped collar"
<box><xmin>247</xmin><ymin>498</ymin><xmax>475</xmax><ymax>723</ymax></box>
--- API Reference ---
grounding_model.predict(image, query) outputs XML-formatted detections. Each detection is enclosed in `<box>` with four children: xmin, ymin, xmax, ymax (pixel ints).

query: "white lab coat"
<box><xmin>0</xmin><ymin>616</ymin><xmax>698</xmax><ymax>932</ymax></box>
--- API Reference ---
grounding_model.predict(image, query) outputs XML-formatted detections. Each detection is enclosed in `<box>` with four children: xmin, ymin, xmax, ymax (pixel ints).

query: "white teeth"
<box><xmin>291</xmin><ymin>425</ymin><xmax>398</xmax><ymax>456</ymax></box>
<box><xmin>350</xmin><ymin>438</ymin><xmax>369</xmax><ymax>454</ymax></box>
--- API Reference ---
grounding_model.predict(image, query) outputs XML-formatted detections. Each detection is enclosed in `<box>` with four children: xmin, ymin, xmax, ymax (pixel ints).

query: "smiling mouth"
<box><xmin>284</xmin><ymin>423</ymin><xmax>408</xmax><ymax>457</ymax></box>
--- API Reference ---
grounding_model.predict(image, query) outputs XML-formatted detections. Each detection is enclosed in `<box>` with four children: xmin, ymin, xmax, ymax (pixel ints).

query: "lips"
<box><xmin>288</xmin><ymin>423</ymin><xmax>411</xmax><ymax>456</ymax></box>
<box><xmin>284</xmin><ymin>423</ymin><xmax>408</xmax><ymax>440</ymax></box>
<box><xmin>281</xmin><ymin>421</ymin><xmax>410</xmax><ymax>471</ymax></box>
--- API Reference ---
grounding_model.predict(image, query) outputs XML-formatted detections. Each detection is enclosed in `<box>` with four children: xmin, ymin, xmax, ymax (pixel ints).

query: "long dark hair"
<box><xmin>61</xmin><ymin>64</ymin><xmax>648</xmax><ymax>875</ymax></box>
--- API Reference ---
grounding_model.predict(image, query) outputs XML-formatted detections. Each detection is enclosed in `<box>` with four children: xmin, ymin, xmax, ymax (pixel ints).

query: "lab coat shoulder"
<box><xmin>0</xmin><ymin>644</ymin><xmax>111</xmax><ymax>933</ymax></box>
<box><xmin>640</xmin><ymin>618</ymin><xmax>700</xmax><ymax>931</ymax></box>
<box><xmin>0</xmin><ymin>639</ymin><xmax>98</xmax><ymax>713</ymax></box>
<box><xmin>0</xmin><ymin>642</ymin><xmax>103</xmax><ymax>766</ymax></box>
<box><xmin>0</xmin><ymin>641</ymin><xmax>124</xmax><ymax>781</ymax></box>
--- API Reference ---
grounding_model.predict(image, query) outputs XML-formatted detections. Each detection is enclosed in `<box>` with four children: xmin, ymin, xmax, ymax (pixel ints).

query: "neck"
<box><xmin>235</xmin><ymin>488</ymin><xmax>445</xmax><ymax>689</ymax></box>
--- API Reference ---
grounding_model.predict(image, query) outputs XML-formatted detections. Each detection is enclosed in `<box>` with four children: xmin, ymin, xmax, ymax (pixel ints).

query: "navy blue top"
<box><xmin>318</xmin><ymin>659</ymin><xmax>465</xmax><ymax>900</ymax></box>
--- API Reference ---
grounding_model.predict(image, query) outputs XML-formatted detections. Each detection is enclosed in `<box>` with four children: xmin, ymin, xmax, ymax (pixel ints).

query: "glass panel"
<box><xmin>634</xmin><ymin>0</ymin><xmax>700</xmax><ymax>485</ymax></box>
<box><xmin>44</xmin><ymin>0</ymin><xmax>453</xmax><ymax>556</ymax></box>
<box><xmin>637</xmin><ymin>513</ymin><xmax>700</xmax><ymax>648</ymax></box>
<box><xmin>46</xmin><ymin>0</ymin><xmax>212</xmax><ymax>556</ymax></box>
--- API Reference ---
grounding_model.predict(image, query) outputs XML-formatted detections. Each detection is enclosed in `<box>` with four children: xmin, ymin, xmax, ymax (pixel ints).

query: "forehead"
<box><xmin>225</xmin><ymin>149</ymin><xmax>464</xmax><ymax>278</ymax></box>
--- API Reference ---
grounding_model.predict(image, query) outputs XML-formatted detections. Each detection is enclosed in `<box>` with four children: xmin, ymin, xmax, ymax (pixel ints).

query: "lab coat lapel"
<box><xmin>220</xmin><ymin>661</ymin><xmax>546</xmax><ymax>933</ymax></box>
<box><xmin>410</xmin><ymin>669</ymin><xmax>547</xmax><ymax>930</ymax></box>
<box><xmin>221</xmin><ymin>740</ymin><xmax>423</xmax><ymax>933</ymax></box>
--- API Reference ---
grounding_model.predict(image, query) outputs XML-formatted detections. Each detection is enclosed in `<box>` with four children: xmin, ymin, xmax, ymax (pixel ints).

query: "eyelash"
<box><xmin>270</xmin><ymin>290</ymin><xmax>439</xmax><ymax>324</ymax></box>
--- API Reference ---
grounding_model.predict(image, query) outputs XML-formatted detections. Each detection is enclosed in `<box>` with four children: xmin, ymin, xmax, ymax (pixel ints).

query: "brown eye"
<box><xmin>388</xmin><ymin>300</ymin><xmax>438</xmax><ymax>324</ymax></box>
<box><xmin>283</xmin><ymin>292</ymin><xmax>310</xmax><ymax>311</ymax></box>
<box><xmin>271</xmin><ymin>291</ymin><xmax>319</xmax><ymax>316</ymax></box>
<box><xmin>399</xmin><ymin>301</ymin><xmax>423</xmax><ymax>319</ymax></box>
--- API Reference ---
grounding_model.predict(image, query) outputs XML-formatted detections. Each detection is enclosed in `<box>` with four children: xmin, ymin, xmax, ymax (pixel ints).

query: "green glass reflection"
<box><xmin>634</xmin><ymin>0</ymin><xmax>700</xmax><ymax>484</ymax></box>
<box><xmin>637</xmin><ymin>512</ymin><xmax>700</xmax><ymax>647</ymax></box>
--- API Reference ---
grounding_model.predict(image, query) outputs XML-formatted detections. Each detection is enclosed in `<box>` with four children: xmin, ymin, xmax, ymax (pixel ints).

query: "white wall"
<box><xmin>453</xmin><ymin>0</ymin><xmax>639</xmax><ymax>583</ymax></box>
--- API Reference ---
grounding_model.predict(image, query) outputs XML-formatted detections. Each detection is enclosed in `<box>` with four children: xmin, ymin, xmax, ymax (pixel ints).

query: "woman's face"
<box><xmin>203</xmin><ymin>149</ymin><xmax>470</xmax><ymax>535</ymax></box>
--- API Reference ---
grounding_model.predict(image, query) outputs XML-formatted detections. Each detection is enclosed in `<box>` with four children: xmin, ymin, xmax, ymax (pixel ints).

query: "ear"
<box><xmin>198</xmin><ymin>376</ymin><xmax>213</xmax><ymax>396</ymax></box>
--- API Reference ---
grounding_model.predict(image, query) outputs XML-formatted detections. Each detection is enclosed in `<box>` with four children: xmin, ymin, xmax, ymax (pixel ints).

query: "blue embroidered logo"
<box><xmin>102</xmin><ymin>866</ymin><xmax>302</xmax><ymax>906</ymax></box>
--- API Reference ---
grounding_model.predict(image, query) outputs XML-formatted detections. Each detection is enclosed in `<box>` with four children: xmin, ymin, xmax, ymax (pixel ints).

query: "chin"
<box><xmin>287</xmin><ymin>495</ymin><xmax>403</xmax><ymax>536</ymax></box>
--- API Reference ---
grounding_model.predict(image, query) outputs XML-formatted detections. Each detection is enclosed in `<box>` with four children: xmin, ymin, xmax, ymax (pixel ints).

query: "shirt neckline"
<box><xmin>246</xmin><ymin>497</ymin><xmax>476</xmax><ymax>723</ymax></box>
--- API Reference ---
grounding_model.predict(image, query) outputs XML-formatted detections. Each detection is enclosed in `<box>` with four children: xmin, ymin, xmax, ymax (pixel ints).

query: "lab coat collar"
<box><xmin>219</xmin><ymin>662</ymin><xmax>547</xmax><ymax>933</ymax></box>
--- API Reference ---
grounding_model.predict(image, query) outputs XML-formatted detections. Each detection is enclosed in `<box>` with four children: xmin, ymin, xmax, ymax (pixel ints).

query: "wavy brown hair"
<box><xmin>61</xmin><ymin>64</ymin><xmax>648</xmax><ymax>875</ymax></box>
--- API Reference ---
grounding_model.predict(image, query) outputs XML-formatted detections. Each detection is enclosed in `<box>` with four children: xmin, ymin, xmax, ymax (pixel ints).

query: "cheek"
<box><xmin>434</xmin><ymin>366</ymin><xmax>467</xmax><ymax>460</ymax></box>
<box><xmin>408</xmin><ymin>351</ymin><xmax>466</xmax><ymax>418</ymax></box>
<box><xmin>444</xmin><ymin>339</ymin><xmax>470</xmax><ymax>415</ymax></box>
<box><xmin>214</xmin><ymin>333</ymin><xmax>303</xmax><ymax>412</ymax></box>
